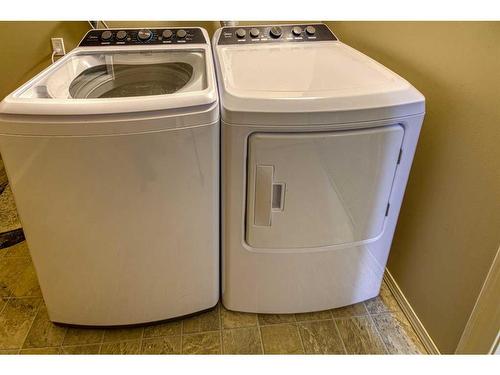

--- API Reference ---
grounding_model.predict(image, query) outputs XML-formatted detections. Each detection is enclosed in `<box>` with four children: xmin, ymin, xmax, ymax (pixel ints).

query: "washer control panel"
<box><xmin>217</xmin><ymin>24</ymin><xmax>336</xmax><ymax>45</ymax></box>
<box><xmin>79</xmin><ymin>28</ymin><xmax>207</xmax><ymax>46</ymax></box>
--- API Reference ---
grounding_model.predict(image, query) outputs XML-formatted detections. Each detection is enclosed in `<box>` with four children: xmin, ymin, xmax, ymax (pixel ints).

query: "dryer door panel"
<box><xmin>245</xmin><ymin>125</ymin><xmax>404</xmax><ymax>249</ymax></box>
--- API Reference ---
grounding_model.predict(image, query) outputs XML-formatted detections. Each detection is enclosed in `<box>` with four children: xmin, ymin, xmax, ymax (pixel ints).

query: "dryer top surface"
<box><xmin>214</xmin><ymin>26</ymin><xmax>424</xmax><ymax>122</ymax></box>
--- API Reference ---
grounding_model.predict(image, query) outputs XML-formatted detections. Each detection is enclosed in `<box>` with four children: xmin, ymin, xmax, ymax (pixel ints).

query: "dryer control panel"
<box><xmin>79</xmin><ymin>28</ymin><xmax>207</xmax><ymax>47</ymax></box>
<box><xmin>217</xmin><ymin>24</ymin><xmax>337</xmax><ymax>45</ymax></box>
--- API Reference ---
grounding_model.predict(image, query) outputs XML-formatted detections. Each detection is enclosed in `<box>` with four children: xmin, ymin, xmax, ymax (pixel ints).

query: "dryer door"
<box><xmin>245</xmin><ymin>125</ymin><xmax>404</xmax><ymax>249</ymax></box>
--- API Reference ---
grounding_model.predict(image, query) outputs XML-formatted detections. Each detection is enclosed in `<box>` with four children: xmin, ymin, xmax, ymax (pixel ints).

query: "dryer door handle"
<box><xmin>254</xmin><ymin>165</ymin><xmax>273</xmax><ymax>226</ymax></box>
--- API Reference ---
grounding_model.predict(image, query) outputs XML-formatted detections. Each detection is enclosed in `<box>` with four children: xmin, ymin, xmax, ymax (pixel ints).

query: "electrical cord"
<box><xmin>51</xmin><ymin>50</ymin><xmax>57</xmax><ymax>64</ymax></box>
<box><xmin>88</xmin><ymin>20</ymin><xmax>109</xmax><ymax>29</ymax></box>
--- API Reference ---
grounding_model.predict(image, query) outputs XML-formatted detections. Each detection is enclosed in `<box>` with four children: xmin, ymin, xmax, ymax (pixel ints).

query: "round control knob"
<box><xmin>292</xmin><ymin>26</ymin><xmax>303</xmax><ymax>36</ymax></box>
<box><xmin>176</xmin><ymin>29</ymin><xmax>187</xmax><ymax>38</ymax></box>
<box><xmin>137</xmin><ymin>29</ymin><xmax>152</xmax><ymax>42</ymax></box>
<box><xmin>305</xmin><ymin>26</ymin><xmax>316</xmax><ymax>36</ymax></box>
<box><xmin>162</xmin><ymin>29</ymin><xmax>173</xmax><ymax>39</ymax></box>
<box><xmin>250</xmin><ymin>28</ymin><xmax>260</xmax><ymax>38</ymax></box>
<box><xmin>100</xmin><ymin>30</ymin><xmax>112</xmax><ymax>41</ymax></box>
<box><xmin>116</xmin><ymin>30</ymin><xmax>127</xmax><ymax>41</ymax></box>
<box><xmin>235</xmin><ymin>28</ymin><xmax>246</xmax><ymax>39</ymax></box>
<box><xmin>269</xmin><ymin>26</ymin><xmax>282</xmax><ymax>39</ymax></box>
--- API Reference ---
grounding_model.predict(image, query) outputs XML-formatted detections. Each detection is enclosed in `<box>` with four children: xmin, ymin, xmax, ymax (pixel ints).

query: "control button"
<box><xmin>292</xmin><ymin>26</ymin><xmax>303</xmax><ymax>36</ymax></box>
<box><xmin>162</xmin><ymin>29</ymin><xmax>173</xmax><ymax>39</ymax></box>
<box><xmin>116</xmin><ymin>30</ymin><xmax>127</xmax><ymax>40</ymax></box>
<box><xmin>137</xmin><ymin>29</ymin><xmax>152</xmax><ymax>42</ymax></box>
<box><xmin>269</xmin><ymin>26</ymin><xmax>282</xmax><ymax>39</ymax></box>
<box><xmin>176</xmin><ymin>29</ymin><xmax>187</xmax><ymax>38</ymax></box>
<box><xmin>100</xmin><ymin>30</ymin><xmax>112</xmax><ymax>41</ymax></box>
<box><xmin>305</xmin><ymin>26</ymin><xmax>316</xmax><ymax>36</ymax></box>
<box><xmin>235</xmin><ymin>28</ymin><xmax>246</xmax><ymax>39</ymax></box>
<box><xmin>250</xmin><ymin>28</ymin><xmax>260</xmax><ymax>38</ymax></box>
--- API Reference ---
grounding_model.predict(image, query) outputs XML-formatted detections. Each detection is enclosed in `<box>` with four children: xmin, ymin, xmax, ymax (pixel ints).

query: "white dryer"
<box><xmin>0</xmin><ymin>27</ymin><xmax>219</xmax><ymax>325</ymax></box>
<box><xmin>213</xmin><ymin>24</ymin><xmax>425</xmax><ymax>313</ymax></box>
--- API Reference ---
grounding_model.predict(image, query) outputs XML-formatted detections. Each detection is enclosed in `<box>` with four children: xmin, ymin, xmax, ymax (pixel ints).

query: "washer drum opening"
<box><xmin>69</xmin><ymin>62</ymin><xmax>194</xmax><ymax>99</ymax></box>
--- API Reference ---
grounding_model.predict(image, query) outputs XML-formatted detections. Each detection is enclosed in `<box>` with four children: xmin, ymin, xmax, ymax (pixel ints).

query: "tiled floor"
<box><xmin>0</xmin><ymin>240</ymin><xmax>427</xmax><ymax>355</ymax></box>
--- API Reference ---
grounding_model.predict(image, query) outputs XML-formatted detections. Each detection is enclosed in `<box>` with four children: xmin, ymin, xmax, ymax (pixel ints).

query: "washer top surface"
<box><xmin>0</xmin><ymin>27</ymin><xmax>217</xmax><ymax>116</ymax></box>
<box><xmin>213</xmin><ymin>24</ymin><xmax>424</xmax><ymax>124</ymax></box>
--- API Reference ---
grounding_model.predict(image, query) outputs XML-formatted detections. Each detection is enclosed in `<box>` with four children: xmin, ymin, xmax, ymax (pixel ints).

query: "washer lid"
<box><xmin>215</xmin><ymin>39</ymin><xmax>425</xmax><ymax>123</ymax></box>
<box><xmin>0</xmin><ymin>45</ymin><xmax>217</xmax><ymax>116</ymax></box>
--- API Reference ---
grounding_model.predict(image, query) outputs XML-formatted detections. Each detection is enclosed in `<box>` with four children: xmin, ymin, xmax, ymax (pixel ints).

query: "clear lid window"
<box><xmin>15</xmin><ymin>50</ymin><xmax>207</xmax><ymax>99</ymax></box>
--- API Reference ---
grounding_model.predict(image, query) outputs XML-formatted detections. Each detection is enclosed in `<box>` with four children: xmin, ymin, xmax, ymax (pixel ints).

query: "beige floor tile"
<box><xmin>102</xmin><ymin>327</ymin><xmax>143</xmax><ymax>343</ymax></box>
<box><xmin>331</xmin><ymin>302</ymin><xmax>369</xmax><ymax>319</ymax></box>
<box><xmin>20</xmin><ymin>347</ymin><xmax>61</xmax><ymax>354</ymax></box>
<box><xmin>2</xmin><ymin>241</ymin><xmax>30</xmax><ymax>258</ymax></box>
<box><xmin>143</xmin><ymin>320</ymin><xmax>182</xmax><ymax>338</ymax></box>
<box><xmin>372</xmin><ymin>311</ymin><xmax>427</xmax><ymax>354</ymax></box>
<box><xmin>11</xmin><ymin>262</ymin><xmax>42</xmax><ymax>298</ymax></box>
<box><xmin>258</xmin><ymin>313</ymin><xmax>296</xmax><ymax>326</ymax></box>
<box><xmin>222</xmin><ymin>327</ymin><xmax>262</xmax><ymax>354</ymax></box>
<box><xmin>0</xmin><ymin>257</ymin><xmax>30</xmax><ymax>298</ymax></box>
<box><xmin>335</xmin><ymin>316</ymin><xmax>386</xmax><ymax>354</ymax></box>
<box><xmin>101</xmin><ymin>340</ymin><xmax>141</xmax><ymax>354</ymax></box>
<box><xmin>0</xmin><ymin>186</ymin><xmax>21</xmax><ymax>233</ymax></box>
<box><xmin>364</xmin><ymin>282</ymin><xmax>401</xmax><ymax>315</ymax></box>
<box><xmin>61</xmin><ymin>344</ymin><xmax>101</xmax><ymax>354</ymax></box>
<box><xmin>182</xmin><ymin>331</ymin><xmax>221</xmax><ymax>354</ymax></box>
<box><xmin>221</xmin><ymin>305</ymin><xmax>258</xmax><ymax>329</ymax></box>
<box><xmin>295</xmin><ymin>310</ymin><xmax>332</xmax><ymax>322</ymax></box>
<box><xmin>63</xmin><ymin>327</ymin><xmax>104</xmax><ymax>346</ymax></box>
<box><xmin>141</xmin><ymin>336</ymin><xmax>181</xmax><ymax>354</ymax></box>
<box><xmin>298</xmin><ymin>320</ymin><xmax>345</xmax><ymax>354</ymax></box>
<box><xmin>0</xmin><ymin>298</ymin><xmax>41</xmax><ymax>350</ymax></box>
<box><xmin>182</xmin><ymin>305</ymin><xmax>220</xmax><ymax>334</ymax></box>
<box><xmin>23</xmin><ymin>303</ymin><xmax>67</xmax><ymax>348</ymax></box>
<box><xmin>260</xmin><ymin>323</ymin><xmax>304</xmax><ymax>354</ymax></box>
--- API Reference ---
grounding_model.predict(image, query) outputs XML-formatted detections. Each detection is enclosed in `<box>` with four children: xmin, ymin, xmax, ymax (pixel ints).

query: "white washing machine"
<box><xmin>213</xmin><ymin>24</ymin><xmax>425</xmax><ymax>313</ymax></box>
<box><xmin>0</xmin><ymin>27</ymin><xmax>219</xmax><ymax>325</ymax></box>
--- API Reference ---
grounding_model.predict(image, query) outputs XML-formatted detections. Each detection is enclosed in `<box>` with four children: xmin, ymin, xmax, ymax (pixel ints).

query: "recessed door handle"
<box><xmin>254</xmin><ymin>165</ymin><xmax>273</xmax><ymax>226</ymax></box>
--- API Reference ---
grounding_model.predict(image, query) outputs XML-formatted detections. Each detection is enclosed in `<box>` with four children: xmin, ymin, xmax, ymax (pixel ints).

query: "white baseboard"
<box><xmin>384</xmin><ymin>269</ymin><xmax>441</xmax><ymax>354</ymax></box>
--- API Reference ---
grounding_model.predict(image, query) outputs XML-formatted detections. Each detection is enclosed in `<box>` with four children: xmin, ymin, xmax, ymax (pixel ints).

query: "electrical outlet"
<box><xmin>51</xmin><ymin>37</ymin><xmax>66</xmax><ymax>56</ymax></box>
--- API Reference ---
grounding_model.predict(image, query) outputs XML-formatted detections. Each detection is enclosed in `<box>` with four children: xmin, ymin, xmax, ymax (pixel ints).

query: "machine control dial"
<box><xmin>137</xmin><ymin>29</ymin><xmax>152</xmax><ymax>42</ymax></box>
<box><xmin>100</xmin><ymin>30</ymin><xmax>112</xmax><ymax>41</ymax></box>
<box><xmin>162</xmin><ymin>29</ymin><xmax>173</xmax><ymax>39</ymax></box>
<box><xmin>305</xmin><ymin>26</ymin><xmax>316</xmax><ymax>36</ymax></box>
<box><xmin>292</xmin><ymin>26</ymin><xmax>303</xmax><ymax>36</ymax></box>
<box><xmin>176</xmin><ymin>29</ymin><xmax>187</xmax><ymax>38</ymax></box>
<box><xmin>116</xmin><ymin>30</ymin><xmax>127</xmax><ymax>40</ymax></box>
<box><xmin>269</xmin><ymin>26</ymin><xmax>282</xmax><ymax>39</ymax></box>
<box><xmin>250</xmin><ymin>28</ymin><xmax>260</xmax><ymax>38</ymax></box>
<box><xmin>235</xmin><ymin>28</ymin><xmax>246</xmax><ymax>38</ymax></box>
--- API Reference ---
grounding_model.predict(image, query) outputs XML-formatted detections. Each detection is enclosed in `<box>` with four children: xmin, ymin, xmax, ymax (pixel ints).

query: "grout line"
<box><xmin>369</xmin><ymin>311</ymin><xmax>398</xmax><ymax>318</ymax></box>
<box><xmin>19</xmin><ymin>298</ymin><xmax>43</xmax><ymax>351</ymax></box>
<box><xmin>0</xmin><ymin>298</ymin><xmax>8</xmax><ymax>316</ymax></box>
<box><xmin>138</xmin><ymin>326</ymin><xmax>145</xmax><ymax>354</ymax></box>
<box><xmin>182</xmin><ymin>329</ymin><xmax>221</xmax><ymax>336</ymax></box>
<box><xmin>296</xmin><ymin>321</ymin><xmax>306</xmax><ymax>354</ymax></box>
<box><xmin>367</xmin><ymin>312</ymin><xmax>389</xmax><ymax>354</ymax></box>
<box><xmin>98</xmin><ymin>327</ymin><xmax>105</xmax><ymax>354</ymax></box>
<box><xmin>59</xmin><ymin>325</ymin><xmax>69</xmax><ymax>352</ymax></box>
<box><xmin>332</xmin><ymin>313</ymin><xmax>372</xmax><ymax>321</ymax></box>
<box><xmin>332</xmin><ymin>318</ymin><xmax>348</xmax><ymax>355</ymax></box>
<box><xmin>259</xmin><ymin>317</ymin><xmax>330</xmax><ymax>326</ymax></box>
<box><xmin>60</xmin><ymin>342</ymin><xmax>103</xmax><ymax>349</ymax></box>
<box><xmin>256</xmin><ymin>314</ymin><xmax>266</xmax><ymax>354</ymax></box>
